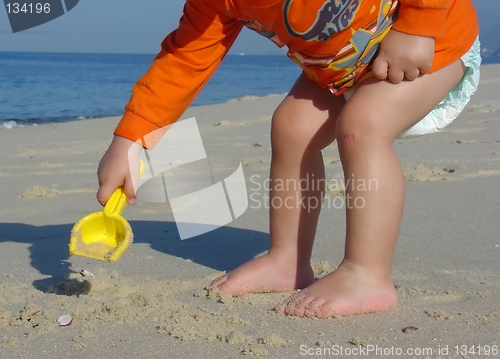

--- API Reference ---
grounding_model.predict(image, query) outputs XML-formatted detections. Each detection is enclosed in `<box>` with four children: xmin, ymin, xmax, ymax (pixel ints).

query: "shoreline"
<box><xmin>0</xmin><ymin>93</ymin><xmax>288</xmax><ymax>130</ymax></box>
<box><xmin>2</xmin><ymin>62</ymin><xmax>500</xmax><ymax>129</ymax></box>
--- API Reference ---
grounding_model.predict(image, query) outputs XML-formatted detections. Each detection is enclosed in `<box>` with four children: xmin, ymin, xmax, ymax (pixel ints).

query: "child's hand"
<box><xmin>97</xmin><ymin>136</ymin><xmax>143</xmax><ymax>206</ymax></box>
<box><xmin>372</xmin><ymin>29</ymin><xmax>435</xmax><ymax>84</ymax></box>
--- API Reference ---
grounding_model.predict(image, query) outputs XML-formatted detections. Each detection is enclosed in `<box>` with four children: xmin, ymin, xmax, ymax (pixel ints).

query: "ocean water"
<box><xmin>1</xmin><ymin>52</ymin><xmax>499</xmax><ymax>129</ymax></box>
<box><xmin>0</xmin><ymin>52</ymin><xmax>301</xmax><ymax>128</ymax></box>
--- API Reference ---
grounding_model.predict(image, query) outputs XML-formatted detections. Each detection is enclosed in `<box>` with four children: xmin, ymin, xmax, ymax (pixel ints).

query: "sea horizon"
<box><xmin>1</xmin><ymin>51</ymin><xmax>498</xmax><ymax>129</ymax></box>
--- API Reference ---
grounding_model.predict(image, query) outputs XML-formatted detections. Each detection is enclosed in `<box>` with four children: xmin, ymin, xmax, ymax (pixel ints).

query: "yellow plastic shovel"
<box><xmin>69</xmin><ymin>188</ymin><xmax>132</xmax><ymax>262</ymax></box>
<box><xmin>69</xmin><ymin>161</ymin><xmax>144</xmax><ymax>262</ymax></box>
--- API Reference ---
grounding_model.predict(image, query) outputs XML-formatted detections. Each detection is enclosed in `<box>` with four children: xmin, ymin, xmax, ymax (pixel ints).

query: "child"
<box><xmin>97</xmin><ymin>0</ymin><xmax>480</xmax><ymax>318</ymax></box>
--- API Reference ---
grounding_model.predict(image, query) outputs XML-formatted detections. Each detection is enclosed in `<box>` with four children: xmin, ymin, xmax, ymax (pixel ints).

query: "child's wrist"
<box><xmin>111</xmin><ymin>135</ymin><xmax>143</xmax><ymax>154</ymax></box>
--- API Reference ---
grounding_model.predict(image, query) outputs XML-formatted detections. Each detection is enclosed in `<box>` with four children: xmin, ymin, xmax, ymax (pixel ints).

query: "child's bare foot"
<box><xmin>275</xmin><ymin>262</ymin><xmax>397</xmax><ymax>318</ymax></box>
<box><xmin>206</xmin><ymin>252</ymin><xmax>315</xmax><ymax>296</ymax></box>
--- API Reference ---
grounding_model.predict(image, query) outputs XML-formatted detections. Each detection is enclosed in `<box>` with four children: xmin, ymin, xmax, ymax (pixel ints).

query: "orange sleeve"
<box><xmin>392</xmin><ymin>0</ymin><xmax>451</xmax><ymax>39</ymax></box>
<box><xmin>114</xmin><ymin>0</ymin><xmax>242</xmax><ymax>148</ymax></box>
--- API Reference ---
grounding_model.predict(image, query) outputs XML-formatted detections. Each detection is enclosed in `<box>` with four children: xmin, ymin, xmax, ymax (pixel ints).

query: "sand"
<box><xmin>0</xmin><ymin>65</ymin><xmax>499</xmax><ymax>358</ymax></box>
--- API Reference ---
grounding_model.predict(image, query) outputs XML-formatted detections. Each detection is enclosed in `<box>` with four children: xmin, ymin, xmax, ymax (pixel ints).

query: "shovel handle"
<box><xmin>101</xmin><ymin>159</ymin><xmax>144</xmax><ymax>218</ymax></box>
<box><xmin>103</xmin><ymin>188</ymin><xmax>127</xmax><ymax>218</ymax></box>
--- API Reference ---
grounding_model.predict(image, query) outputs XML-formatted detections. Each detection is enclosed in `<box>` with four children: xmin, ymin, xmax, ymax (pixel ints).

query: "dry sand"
<box><xmin>0</xmin><ymin>65</ymin><xmax>499</xmax><ymax>358</ymax></box>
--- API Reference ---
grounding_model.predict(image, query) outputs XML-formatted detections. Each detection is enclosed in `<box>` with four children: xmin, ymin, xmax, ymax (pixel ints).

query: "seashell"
<box><xmin>402</xmin><ymin>326</ymin><xmax>418</xmax><ymax>333</ymax></box>
<box><xmin>79</xmin><ymin>269</ymin><xmax>95</xmax><ymax>278</ymax></box>
<box><xmin>57</xmin><ymin>314</ymin><xmax>73</xmax><ymax>326</ymax></box>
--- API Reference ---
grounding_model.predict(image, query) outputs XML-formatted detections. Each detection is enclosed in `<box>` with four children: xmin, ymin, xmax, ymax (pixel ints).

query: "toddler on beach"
<box><xmin>96</xmin><ymin>0</ymin><xmax>480</xmax><ymax>318</ymax></box>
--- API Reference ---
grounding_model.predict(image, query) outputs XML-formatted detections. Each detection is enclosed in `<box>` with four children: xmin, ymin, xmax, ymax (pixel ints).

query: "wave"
<box><xmin>0</xmin><ymin>120</ymin><xmax>28</xmax><ymax>129</ymax></box>
<box><xmin>0</xmin><ymin>115</ymin><xmax>105</xmax><ymax>129</ymax></box>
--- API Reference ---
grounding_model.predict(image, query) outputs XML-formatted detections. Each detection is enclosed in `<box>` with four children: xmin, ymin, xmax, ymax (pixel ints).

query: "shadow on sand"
<box><xmin>0</xmin><ymin>221</ymin><xmax>269</xmax><ymax>294</ymax></box>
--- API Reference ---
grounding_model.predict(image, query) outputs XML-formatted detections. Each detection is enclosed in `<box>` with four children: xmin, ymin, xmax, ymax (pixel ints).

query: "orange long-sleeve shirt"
<box><xmin>115</xmin><ymin>0</ymin><xmax>479</xmax><ymax>147</ymax></box>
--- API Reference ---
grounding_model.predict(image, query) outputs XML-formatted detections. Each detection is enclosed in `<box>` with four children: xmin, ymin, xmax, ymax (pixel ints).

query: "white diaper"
<box><xmin>398</xmin><ymin>37</ymin><xmax>481</xmax><ymax>138</ymax></box>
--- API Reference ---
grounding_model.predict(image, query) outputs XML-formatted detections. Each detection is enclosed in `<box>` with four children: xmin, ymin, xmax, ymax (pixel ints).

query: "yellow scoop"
<box><xmin>69</xmin><ymin>188</ymin><xmax>132</xmax><ymax>262</ymax></box>
<box><xmin>69</xmin><ymin>160</ymin><xmax>144</xmax><ymax>262</ymax></box>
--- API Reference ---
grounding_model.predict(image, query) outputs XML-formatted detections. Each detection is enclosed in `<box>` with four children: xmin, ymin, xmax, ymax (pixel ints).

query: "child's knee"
<box><xmin>270</xmin><ymin>110</ymin><xmax>298</xmax><ymax>148</ymax></box>
<box><xmin>336</xmin><ymin>108</ymin><xmax>373</xmax><ymax>133</ymax></box>
<box><xmin>335</xmin><ymin>108</ymin><xmax>389</xmax><ymax>149</ymax></box>
<box><xmin>270</xmin><ymin>104</ymin><xmax>313</xmax><ymax>150</ymax></box>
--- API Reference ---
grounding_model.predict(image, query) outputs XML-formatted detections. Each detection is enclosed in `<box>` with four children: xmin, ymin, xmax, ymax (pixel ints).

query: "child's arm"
<box><xmin>372</xmin><ymin>0</ymin><xmax>451</xmax><ymax>83</ymax></box>
<box><xmin>97</xmin><ymin>136</ymin><xmax>142</xmax><ymax>205</ymax></box>
<box><xmin>97</xmin><ymin>0</ymin><xmax>242</xmax><ymax>205</ymax></box>
<box><xmin>115</xmin><ymin>0</ymin><xmax>243</xmax><ymax>146</ymax></box>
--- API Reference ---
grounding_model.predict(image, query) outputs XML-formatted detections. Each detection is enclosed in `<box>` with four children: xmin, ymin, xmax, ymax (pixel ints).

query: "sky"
<box><xmin>0</xmin><ymin>0</ymin><xmax>498</xmax><ymax>55</ymax></box>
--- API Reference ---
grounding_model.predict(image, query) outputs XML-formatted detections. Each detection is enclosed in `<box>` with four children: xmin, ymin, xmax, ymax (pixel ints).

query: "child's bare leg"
<box><xmin>276</xmin><ymin>59</ymin><xmax>466</xmax><ymax>318</ymax></box>
<box><xmin>207</xmin><ymin>74</ymin><xmax>344</xmax><ymax>295</ymax></box>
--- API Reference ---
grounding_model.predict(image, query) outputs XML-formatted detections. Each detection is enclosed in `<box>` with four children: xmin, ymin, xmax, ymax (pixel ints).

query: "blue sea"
<box><xmin>1</xmin><ymin>52</ymin><xmax>499</xmax><ymax>129</ymax></box>
<box><xmin>0</xmin><ymin>52</ymin><xmax>301</xmax><ymax>129</ymax></box>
